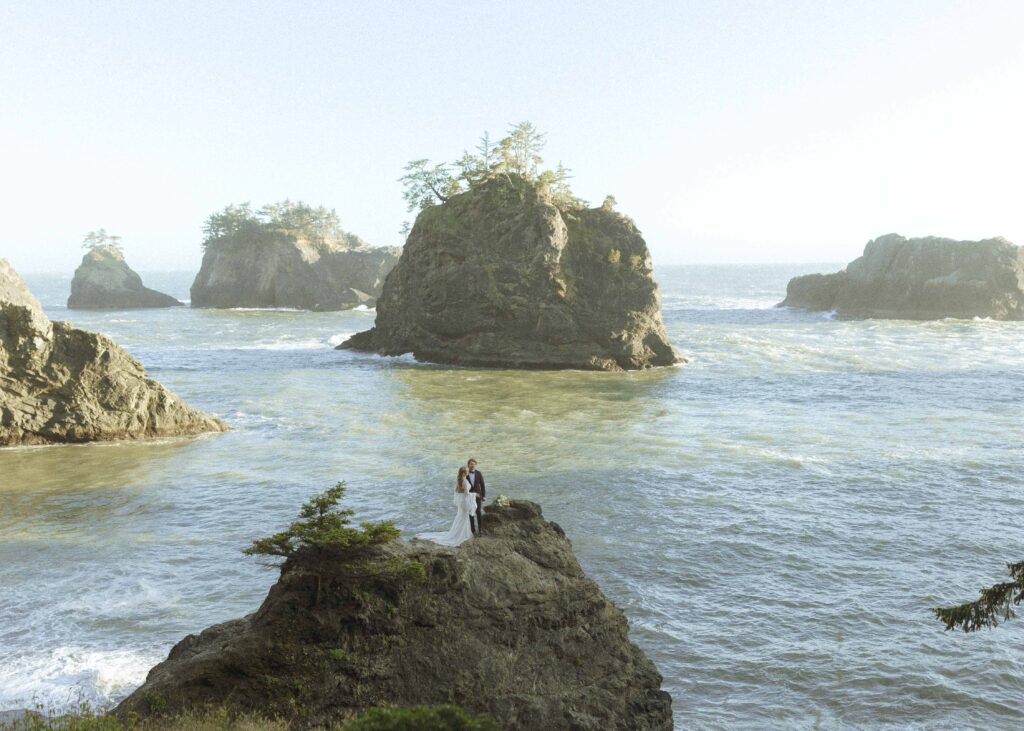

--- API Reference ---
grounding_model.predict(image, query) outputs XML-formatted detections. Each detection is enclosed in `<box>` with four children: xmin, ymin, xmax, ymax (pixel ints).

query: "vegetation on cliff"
<box><xmin>82</xmin><ymin>229</ymin><xmax>123</xmax><ymax>251</ymax></box>
<box><xmin>201</xmin><ymin>200</ymin><xmax>367</xmax><ymax>252</ymax></box>
<box><xmin>398</xmin><ymin>121</ymin><xmax>584</xmax><ymax>233</ymax></box>
<box><xmin>244</xmin><ymin>483</ymin><xmax>400</xmax><ymax>561</ymax></box>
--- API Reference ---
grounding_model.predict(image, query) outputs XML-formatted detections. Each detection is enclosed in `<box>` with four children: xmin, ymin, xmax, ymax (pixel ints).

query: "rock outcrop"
<box><xmin>191</xmin><ymin>229</ymin><xmax>400</xmax><ymax>311</ymax></box>
<box><xmin>68</xmin><ymin>245</ymin><xmax>183</xmax><ymax>309</ymax></box>
<box><xmin>341</xmin><ymin>176</ymin><xmax>682</xmax><ymax>370</ymax></box>
<box><xmin>116</xmin><ymin>500</ymin><xmax>673</xmax><ymax>731</ymax></box>
<box><xmin>779</xmin><ymin>234</ymin><xmax>1024</xmax><ymax>320</ymax></box>
<box><xmin>0</xmin><ymin>260</ymin><xmax>226</xmax><ymax>446</ymax></box>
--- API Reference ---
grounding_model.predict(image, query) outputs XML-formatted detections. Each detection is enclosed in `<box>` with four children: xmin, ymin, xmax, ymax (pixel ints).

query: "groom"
<box><xmin>466</xmin><ymin>458</ymin><xmax>485</xmax><ymax>535</ymax></box>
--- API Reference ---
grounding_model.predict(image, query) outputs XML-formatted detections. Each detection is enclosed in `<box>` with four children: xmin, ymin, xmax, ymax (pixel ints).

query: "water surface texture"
<box><xmin>2</xmin><ymin>265</ymin><xmax>1023</xmax><ymax>729</ymax></box>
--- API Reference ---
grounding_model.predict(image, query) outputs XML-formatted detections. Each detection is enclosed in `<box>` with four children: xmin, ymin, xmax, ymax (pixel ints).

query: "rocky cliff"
<box><xmin>116</xmin><ymin>500</ymin><xmax>673</xmax><ymax>731</ymax></box>
<box><xmin>191</xmin><ymin>232</ymin><xmax>400</xmax><ymax>311</ymax></box>
<box><xmin>0</xmin><ymin>260</ymin><xmax>226</xmax><ymax>446</ymax></box>
<box><xmin>341</xmin><ymin>176</ymin><xmax>682</xmax><ymax>370</ymax></box>
<box><xmin>780</xmin><ymin>234</ymin><xmax>1024</xmax><ymax>320</ymax></box>
<box><xmin>68</xmin><ymin>245</ymin><xmax>183</xmax><ymax>309</ymax></box>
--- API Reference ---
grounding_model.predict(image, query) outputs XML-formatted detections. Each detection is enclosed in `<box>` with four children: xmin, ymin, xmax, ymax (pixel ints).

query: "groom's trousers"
<box><xmin>470</xmin><ymin>499</ymin><xmax>483</xmax><ymax>535</ymax></box>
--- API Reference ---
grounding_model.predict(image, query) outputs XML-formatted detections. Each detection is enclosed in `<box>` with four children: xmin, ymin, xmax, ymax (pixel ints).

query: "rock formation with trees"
<box><xmin>342</xmin><ymin>123</ymin><xmax>682</xmax><ymax>370</ymax></box>
<box><xmin>190</xmin><ymin>201</ymin><xmax>400</xmax><ymax>311</ymax></box>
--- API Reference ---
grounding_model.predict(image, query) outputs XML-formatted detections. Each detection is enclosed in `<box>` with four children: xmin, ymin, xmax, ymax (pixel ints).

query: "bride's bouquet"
<box><xmin>494</xmin><ymin>494</ymin><xmax>511</xmax><ymax>507</ymax></box>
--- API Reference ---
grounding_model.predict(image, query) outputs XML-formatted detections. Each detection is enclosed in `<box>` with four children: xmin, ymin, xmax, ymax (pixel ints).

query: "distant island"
<box><xmin>190</xmin><ymin>200</ymin><xmax>400</xmax><ymax>311</ymax></box>
<box><xmin>342</xmin><ymin>123</ymin><xmax>683</xmax><ymax>370</ymax></box>
<box><xmin>68</xmin><ymin>230</ymin><xmax>183</xmax><ymax>309</ymax></box>
<box><xmin>779</xmin><ymin>233</ymin><xmax>1024</xmax><ymax>320</ymax></box>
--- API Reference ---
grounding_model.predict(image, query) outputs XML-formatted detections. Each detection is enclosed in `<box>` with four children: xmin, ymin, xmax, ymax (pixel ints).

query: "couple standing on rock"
<box><xmin>415</xmin><ymin>458</ymin><xmax>486</xmax><ymax>547</ymax></box>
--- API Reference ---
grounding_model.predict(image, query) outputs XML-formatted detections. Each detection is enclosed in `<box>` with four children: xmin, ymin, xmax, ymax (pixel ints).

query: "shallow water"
<box><xmin>2</xmin><ymin>265</ymin><xmax>1023</xmax><ymax>729</ymax></box>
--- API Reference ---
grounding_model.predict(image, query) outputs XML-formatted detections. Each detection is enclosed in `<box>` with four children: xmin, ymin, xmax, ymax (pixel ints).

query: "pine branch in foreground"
<box><xmin>933</xmin><ymin>560</ymin><xmax>1024</xmax><ymax>632</ymax></box>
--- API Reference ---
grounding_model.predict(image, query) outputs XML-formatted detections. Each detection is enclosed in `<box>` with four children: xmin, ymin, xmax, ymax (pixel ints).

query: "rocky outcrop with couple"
<box><xmin>68</xmin><ymin>245</ymin><xmax>183</xmax><ymax>309</ymax></box>
<box><xmin>341</xmin><ymin>175</ymin><xmax>683</xmax><ymax>370</ymax></box>
<box><xmin>116</xmin><ymin>499</ymin><xmax>673</xmax><ymax>730</ymax></box>
<box><xmin>0</xmin><ymin>259</ymin><xmax>226</xmax><ymax>446</ymax></box>
<box><xmin>190</xmin><ymin>205</ymin><xmax>401</xmax><ymax>310</ymax></box>
<box><xmin>779</xmin><ymin>233</ymin><xmax>1024</xmax><ymax>320</ymax></box>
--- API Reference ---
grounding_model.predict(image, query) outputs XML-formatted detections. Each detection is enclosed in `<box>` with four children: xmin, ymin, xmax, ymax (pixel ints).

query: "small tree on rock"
<box><xmin>244</xmin><ymin>482</ymin><xmax>399</xmax><ymax>562</ymax></box>
<box><xmin>399</xmin><ymin>159</ymin><xmax>461</xmax><ymax>212</ymax></box>
<box><xmin>400</xmin><ymin>122</ymin><xmax>587</xmax><ymax>215</ymax></box>
<box><xmin>82</xmin><ymin>229</ymin><xmax>122</xmax><ymax>251</ymax></box>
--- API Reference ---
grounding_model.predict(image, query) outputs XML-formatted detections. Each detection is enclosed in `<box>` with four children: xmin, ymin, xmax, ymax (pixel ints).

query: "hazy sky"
<box><xmin>2</xmin><ymin>0</ymin><xmax>1022</xmax><ymax>272</ymax></box>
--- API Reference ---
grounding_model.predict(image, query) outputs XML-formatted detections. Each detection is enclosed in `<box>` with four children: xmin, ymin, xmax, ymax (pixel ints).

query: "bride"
<box><xmin>415</xmin><ymin>467</ymin><xmax>477</xmax><ymax>546</ymax></box>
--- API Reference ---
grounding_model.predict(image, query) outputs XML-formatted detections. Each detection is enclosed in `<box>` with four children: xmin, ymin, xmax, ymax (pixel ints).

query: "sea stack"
<box><xmin>68</xmin><ymin>244</ymin><xmax>183</xmax><ymax>309</ymax></box>
<box><xmin>341</xmin><ymin>175</ymin><xmax>682</xmax><ymax>370</ymax></box>
<box><xmin>116</xmin><ymin>499</ymin><xmax>673</xmax><ymax>730</ymax></box>
<box><xmin>0</xmin><ymin>259</ymin><xmax>226</xmax><ymax>446</ymax></box>
<box><xmin>190</xmin><ymin>201</ymin><xmax>400</xmax><ymax>311</ymax></box>
<box><xmin>780</xmin><ymin>234</ymin><xmax>1024</xmax><ymax>320</ymax></box>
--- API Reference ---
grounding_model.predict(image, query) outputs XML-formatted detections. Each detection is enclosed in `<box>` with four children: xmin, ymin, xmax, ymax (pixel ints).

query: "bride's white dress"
<box><xmin>416</xmin><ymin>479</ymin><xmax>477</xmax><ymax>547</ymax></box>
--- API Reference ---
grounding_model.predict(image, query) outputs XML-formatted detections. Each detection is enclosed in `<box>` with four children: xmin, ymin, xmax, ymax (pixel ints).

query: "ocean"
<box><xmin>1</xmin><ymin>264</ymin><xmax>1023</xmax><ymax>729</ymax></box>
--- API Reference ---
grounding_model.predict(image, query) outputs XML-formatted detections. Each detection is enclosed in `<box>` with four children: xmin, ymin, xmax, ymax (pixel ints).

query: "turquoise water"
<box><xmin>2</xmin><ymin>265</ymin><xmax>1023</xmax><ymax>729</ymax></box>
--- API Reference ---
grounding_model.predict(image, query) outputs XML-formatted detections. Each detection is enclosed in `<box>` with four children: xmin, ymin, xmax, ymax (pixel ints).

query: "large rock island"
<box><xmin>116</xmin><ymin>498</ymin><xmax>672</xmax><ymax>730</ymax></box>
<box><xmin>779</xmin><ymin>233</ymin><xmax>1024</xmax><ymax>320</ymax></box>
<box><xmin>68</xmin><ymin>244</ymin><xmax>183</xmax><ymax>309</ymax></box>
<box><xmin>341</xmin><ymin>176</ymin><xmax>681</xmax><ymax>370</ymax></box>
<box><xmin>190</xmin><ymin>201</ymin><xmax>400</xmax><ymax>311</ymax></box>
<box><xmin>0</xmin><ymin>260</ymin><xmax>226</xmax><ymax>446</ymax></box>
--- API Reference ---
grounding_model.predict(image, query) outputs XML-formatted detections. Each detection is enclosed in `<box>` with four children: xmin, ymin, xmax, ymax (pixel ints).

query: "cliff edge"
<box><xmin>115</xmin><ymin>500</ymin><xmax>673</xmax><ymax>730</ymax></box>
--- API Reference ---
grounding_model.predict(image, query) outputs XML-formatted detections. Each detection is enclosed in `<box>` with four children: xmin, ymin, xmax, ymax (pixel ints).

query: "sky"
<box><xmin>1</xmin><ymin>0</ymin><xmax>1022</xmax><ymax>272</ymax></box>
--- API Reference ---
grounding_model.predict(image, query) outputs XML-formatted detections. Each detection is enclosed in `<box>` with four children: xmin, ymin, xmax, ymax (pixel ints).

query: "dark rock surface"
<box><xmin>780</xmin><ymin>234</ymin><xmax>1024</xmax><ymax>320</ymax></box>
<box><xmin>68</xmin><ymin>245</ymin><xmax>183</xmax><ymax>309</ymax></box>
<box><xmin>341</xmin><ymin>176</ymin><xmax>682</xmax><ymax>370</ymax></box>
<box><xmin>116</xmin><ymin>500</ymin><xmax>673</xmax><ymax>731</ymax></box>
<box><xmin>190</xmin><ymin>232</ymin><xmax>400</xmax><ymax>311</ymax></box>
<box><xmin>0</xmin><ymin>259</ymin><xmax>226</xmax><ymax>446</ymax></box>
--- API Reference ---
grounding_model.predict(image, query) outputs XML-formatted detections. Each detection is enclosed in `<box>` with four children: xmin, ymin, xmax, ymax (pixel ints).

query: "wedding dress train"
<box><xmin>416</xmin><ymin>481</ymin><xmax>477</xmax><ymax>547</ymax></box>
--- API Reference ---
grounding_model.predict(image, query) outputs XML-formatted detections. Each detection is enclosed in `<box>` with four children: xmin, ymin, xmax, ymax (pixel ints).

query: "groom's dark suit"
<box><xmin>467</xmin><ymin>468</ymin><xmax>485</xmax><ymax>534</ymax></box>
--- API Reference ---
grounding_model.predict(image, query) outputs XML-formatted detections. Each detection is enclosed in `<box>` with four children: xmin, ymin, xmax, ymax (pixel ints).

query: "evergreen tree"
<box><xmin>400</xmin><ymin>122</ymin><xmax>587</xmax><ymax>214</ymax></box>
<box><xmin>202</xmin><ymin>203</ymin><xmax>256</xmax><ymax>244</ymax></box>
<box><xmin>399</xmin><ymin>159</ymin><xmax>461</xmax><ymax>212</ymax></box>
<box><xmin>934</xmin><ymin>560</ymin><xmax>1024</xmax><ymax>631</ymax></box>
<box><xmin>82</xmin><ymin>229</ymin><xmax>122</xmax><ymax>250</ymax></box>
<box><xmin>244</xmin><ymin>482</ymin><xmax>399</xmax><ymax>562</ymax></box>
<box><xmin>498</xmin><ymin>121</ymin><xmax>546</xmax><ymax>177</ymax></box>
<box><xmin>475</xmin><ymin>131</ymin><xmax>498</xmax><ymax>172</ymax></box>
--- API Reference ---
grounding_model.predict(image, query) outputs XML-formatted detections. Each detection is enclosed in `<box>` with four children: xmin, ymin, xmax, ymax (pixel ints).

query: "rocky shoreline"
<box><xmin>0</xmin><ymin>259</ymin><xmax>226</xmax><ymax>446</ymax></box>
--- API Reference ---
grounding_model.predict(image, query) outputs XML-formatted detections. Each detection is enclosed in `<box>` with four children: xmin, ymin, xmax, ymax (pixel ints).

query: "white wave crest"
<box><xmin>0</xmin><ymin>646</ymin><xmax>159</xmax><ymax>711</ymax></box>
<box><xmin>232</xmin><ymin>334</ymin><xmax>353</xmax><ymax>351</ymax></box>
